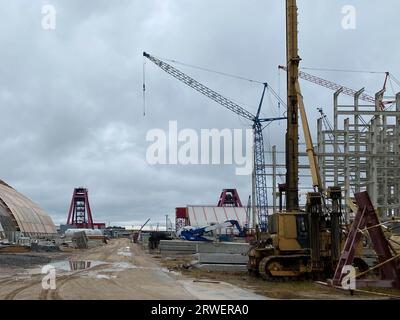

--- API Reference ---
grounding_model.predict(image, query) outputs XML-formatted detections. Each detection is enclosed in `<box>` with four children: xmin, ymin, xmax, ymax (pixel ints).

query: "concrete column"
<box><xmin>272</xmin><ymin>145</ymin><xmax>277</xmax><ymax>214</ymax></box>
<box><xmin>333</xmin><ymin>89</ymin><xmax>343</xmax><ymax>186</ymax></box>
<box><xmin>344</xmin><ymin>118</ymin><xmax>350</xmax><ymax>223</ymax></box>
<box><xmin>395</xmin><ymin>93</ymin><xmax>400</xmax><ymax>216</ymax></box>
<box><xmin>354</xmin><ymin>88</ymin><xmax>365</xmax><ymax>193</ymax></box>
<box><xmin>369</xmin><ymin>119</ymin><xmax>379</xmax><ymax>208</ymax></box>
<box><xmin>376</xmin><ymin>89</ymin><xmax>386</xmax><ymax>217</ymax></box>
<box><xmin>317</xmin><ymin>118</ymin><xmax>326</xmax><ymax>189</ymax></box>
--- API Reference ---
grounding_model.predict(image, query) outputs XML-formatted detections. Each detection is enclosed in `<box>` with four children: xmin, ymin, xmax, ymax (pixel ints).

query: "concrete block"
<box><xmin>160</xmin><ymin>247</ymin><xmax>197</xmax><ymax>254</ymax></box>
<box><xmin>160</xmin><ymin>251</ymin><xmax>196</xmax><ymax>256</ymax></box>
<box><xmin>160</xmin><ymin>240</ymin><xmax>202</xmax><ymax>247</ymax></box>
<box><xmin>196</xmin><ymin>242</ymin><xmax>249</xmax><ymax>254</ymax></box>
<box><xmin>194</xmin><ymin>263</ymin><xmax>248</xmax><ymax>273</ymax></box>
<box><xmin>160</xmin><ymin>246</ymin><xmax>196</xmax><ymax>252</ymax></box>
<box><xmin>159</xmin><ymin>240</ymin><xmax>199</xmax><ymax>253</ymax></box>
<box><xmin>197</xmin><ymin>253</ymin><xmax>248</xmax><ymax>265</ymax></box>
<box><xmin>159</xmin><ymin>244</ymin><xmax>194</xmax><ymax>249</ymax></box>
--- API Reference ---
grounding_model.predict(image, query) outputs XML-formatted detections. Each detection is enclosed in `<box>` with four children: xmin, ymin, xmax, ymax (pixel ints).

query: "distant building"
<box><xmin>103</xmin><ymin>226</ymin><xmax>131</xmax><ymax>238</ymax></box>
<box><xmin>126</xmin><ymin>225</ymin><xmax>167</xmax><ymax>232</ymax></box>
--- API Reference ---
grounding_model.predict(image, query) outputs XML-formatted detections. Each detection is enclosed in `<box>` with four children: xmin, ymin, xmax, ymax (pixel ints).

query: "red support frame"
<box><xmin>217</xmin><ymin>189</ymin><xmax>243</xmax><ymax>207</ymax></box>
<box><xmin>66</xmin><ymin>188</ymin><xmax>94</xmax><ymax>229</ymax></box>
<box><xmin>332</xmin><ymin>191</ymin><xmax>400</xmax><ymax>288</ymax></box>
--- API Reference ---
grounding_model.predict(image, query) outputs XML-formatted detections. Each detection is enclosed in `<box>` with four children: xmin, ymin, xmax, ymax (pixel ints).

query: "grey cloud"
<box><xmin>0</xmin><ymin>1</ymin><xmax>399</xmax><ymax>227</ymax></box>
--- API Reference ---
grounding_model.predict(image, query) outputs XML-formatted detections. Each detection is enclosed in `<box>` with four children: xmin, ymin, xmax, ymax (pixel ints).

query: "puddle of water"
<box><xmin>160</xmin><ymin>268</ymin><xmax>181</xmax><ymax>276</ymax></box>
<box><xmin>94</xmin><ymin>274</ymin><xmax>117</xmax><ymax>280</ymax></box>
<box><xmin>49</xmin><ymin>260</ymin><xmax>106</xmax><ymax>272</ymax></box>
<box><xmin>37</xmin><ymin>258</ymin><xmax>182</xmax><ymax>279</ymax></box>
<box><xmin>118</xmin><ymin>252</ymin><xmax>132</xmax><ymax>257</ymax></box>
<box><xmin>101</xmin><ymin>262</ymin><xmax>137</xmax><ymax>272</ymax></box>
<box><xmin>117</xmin><ymin>247</ymin><xmax>132</xmax><ymax>257</ymax></box>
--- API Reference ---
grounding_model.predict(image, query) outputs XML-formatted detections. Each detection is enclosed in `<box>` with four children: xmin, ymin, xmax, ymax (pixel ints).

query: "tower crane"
<box><xmin>143</xmin><ymin>52</ymin><xmax>286</xmax><ymax>231</ymax></box>
<box><xmin>279</xmin><ymin>65</ymin><xmax>391</xmax><ymax>110</ymax></box>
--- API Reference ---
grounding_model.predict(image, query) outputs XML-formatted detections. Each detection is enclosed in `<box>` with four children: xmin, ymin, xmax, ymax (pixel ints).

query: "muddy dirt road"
<box><xmin>0</xmin><ymin>238</ymin><xmax>265</xmax><ymax>300</ymax></box>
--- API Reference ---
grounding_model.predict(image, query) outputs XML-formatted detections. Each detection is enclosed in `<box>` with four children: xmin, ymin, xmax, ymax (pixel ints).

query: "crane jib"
<box><xmin>143</xmin><ymin>51</ymin><xmax>280</xmax><ymax>231</ymax></box>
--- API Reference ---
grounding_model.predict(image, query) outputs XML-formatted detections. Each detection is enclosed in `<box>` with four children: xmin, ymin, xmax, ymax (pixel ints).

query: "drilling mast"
<box><xmin>285</xmin><ymin>0</ymin><xmax>300</xmax><ymax>211</ymax></box>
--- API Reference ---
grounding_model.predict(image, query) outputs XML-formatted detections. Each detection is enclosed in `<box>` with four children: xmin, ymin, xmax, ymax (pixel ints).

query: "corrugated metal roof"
<box><xmin>187</xmin><ymin>206</ymin><xmax>248</xmax><ymax>227</ymax></box>
<box><xmin>0</xmin><ymin>181</ymin><xmax>57</xmax><ymax>235</ymax></box>
<box><xmin>0</xmin><ymin>198</ymin><xmax>17</xmax><ymax>232</ymax></box>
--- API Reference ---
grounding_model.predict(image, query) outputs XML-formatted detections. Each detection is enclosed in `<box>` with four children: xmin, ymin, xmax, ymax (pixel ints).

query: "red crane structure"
<box><xmin>332</xmin><ymin>191</ymin><xmax>400</xmax><ymax>289</ymax></box>
<box><xmin>66</xmin><ymin>188</ymin><xmax>105</xmax><ymax>229</ymax></box>
<box><xmin>278</xmin><ymin>65</ymin><xmax>392</xmax><ymax>110</ymax></box>
<box><xmin>217</xmin><ymin>189</ymin><xmax>243</xmax><ymax>207</ymax></box>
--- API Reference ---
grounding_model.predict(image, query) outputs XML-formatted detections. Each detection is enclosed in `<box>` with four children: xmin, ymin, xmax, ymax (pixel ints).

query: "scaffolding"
<box><xmin>317</xmin><ymin>89</ymin><xmax>400</xmax><ymax>219</ymax></box>
<box><xmin>265</xmin><ymin>146</ymin><xmax>313</xmax><ymax>213</ymax></box>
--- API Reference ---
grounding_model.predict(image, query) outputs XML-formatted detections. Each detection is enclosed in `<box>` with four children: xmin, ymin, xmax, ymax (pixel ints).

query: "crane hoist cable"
<box><xmin>389</xmin><ymin>76</ymin><xmax>396</xmax><ymax>95</ymax></box>
<box><xmin>389</xmin><ymin>73</ymin><xmax>400</xmax><ymax>87</ymax></box>
<box><xmin>143</xmin><ymin>58</ymin><xmax>146</xmax><ymax>116</ymax></box>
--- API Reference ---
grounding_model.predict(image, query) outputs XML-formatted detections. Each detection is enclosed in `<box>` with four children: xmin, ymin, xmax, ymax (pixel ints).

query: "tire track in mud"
<box><xmin>0</xmin><ymin>278</ymin><xmax>14</xmax><ymax>286</ymax></box>
<box><xmin>3</xmin><ymin>240</ymin><xmax>146</xmax><ymax>300</ymax></box>
<box><xmin>4</xmin><ymin>277</ymin><xmax>42</xmax><ymax>300</ymax></box>
<box><xmin>4</xmin><ymin>263</ymin><xmax>113</xmax><ymax>300</ymax></box>
<box><xmin>39</xmin><ymin>263</ymin><xmax>116</xmax><ymax>300</ymax></box>
<box><xmin>40</xmin><ymin>243</ymin><xmax>126</xmax><ymax>300</ymax></box>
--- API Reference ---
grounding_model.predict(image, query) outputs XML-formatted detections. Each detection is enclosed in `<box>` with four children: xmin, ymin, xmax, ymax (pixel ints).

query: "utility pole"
<box><xmin>285</xmin><ymin>0</ymin><xmax>300</xmax><ymax>211</ymax></box>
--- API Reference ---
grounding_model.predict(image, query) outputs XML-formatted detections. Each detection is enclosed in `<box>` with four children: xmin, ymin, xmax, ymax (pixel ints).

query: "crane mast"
<box><xmin>285</xmin><ymin>0</ymin><xmax>300</xmax><ymax>211</ymax></box>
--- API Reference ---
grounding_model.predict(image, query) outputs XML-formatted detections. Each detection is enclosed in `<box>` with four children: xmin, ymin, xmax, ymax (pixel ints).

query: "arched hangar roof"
<box><xmin>0</xmin><ymin>179</ymin><xmax>57</xmax><ymax>235</ymax></box>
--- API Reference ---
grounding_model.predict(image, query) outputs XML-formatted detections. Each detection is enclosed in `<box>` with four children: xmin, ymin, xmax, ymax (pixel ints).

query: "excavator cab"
<box><xmin>268</xmin><ymin>212</ymin><xmax>309</xmax><ymax>251</ymax></box>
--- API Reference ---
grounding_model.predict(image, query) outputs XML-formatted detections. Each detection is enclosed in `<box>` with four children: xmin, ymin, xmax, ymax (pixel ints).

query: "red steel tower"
<box><xmin>217</xmin><ymin>189</ymin><xmax>243</xmax><ymax>207</ymax></box>
<box><xmin>66</xmin><ymin>188</ymin><xmax>94</xmax><ymax>229</ymax></box>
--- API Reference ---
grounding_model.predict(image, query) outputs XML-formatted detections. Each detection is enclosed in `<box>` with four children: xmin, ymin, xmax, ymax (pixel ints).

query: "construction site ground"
<box><xmin>0</xmin><ymin>238</ymin><xmax>398</xmax><ymax>300</ymax></box>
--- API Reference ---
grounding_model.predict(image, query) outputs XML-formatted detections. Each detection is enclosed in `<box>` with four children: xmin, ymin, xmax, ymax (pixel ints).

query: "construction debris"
<box><xmin>72</xmin><ymin>231</ymin><xmax>88</xmax><ymax>249</ymax></box>
<box><xmin>0</xmin><ymin>245</ymin><xmax>30</xmax><ymax>253</ymax></box>
<box><xmin>30</xmin><ymin>241</ymin><xmax>59</xmax><ymax>252</ymax></box>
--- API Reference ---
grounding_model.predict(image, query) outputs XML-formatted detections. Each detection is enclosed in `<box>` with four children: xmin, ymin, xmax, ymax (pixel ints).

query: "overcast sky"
<box><xmin>0</xmin><ymin>0</ymin><xmax>399</xmax><ymax>227</ymax></box>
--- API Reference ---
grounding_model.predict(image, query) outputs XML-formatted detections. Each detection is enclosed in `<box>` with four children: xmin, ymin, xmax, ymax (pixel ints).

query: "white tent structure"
<box><xmin>0</xmin><ymin>179</ymin><xmax>57</xmax><ymax>241</ymax></box>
